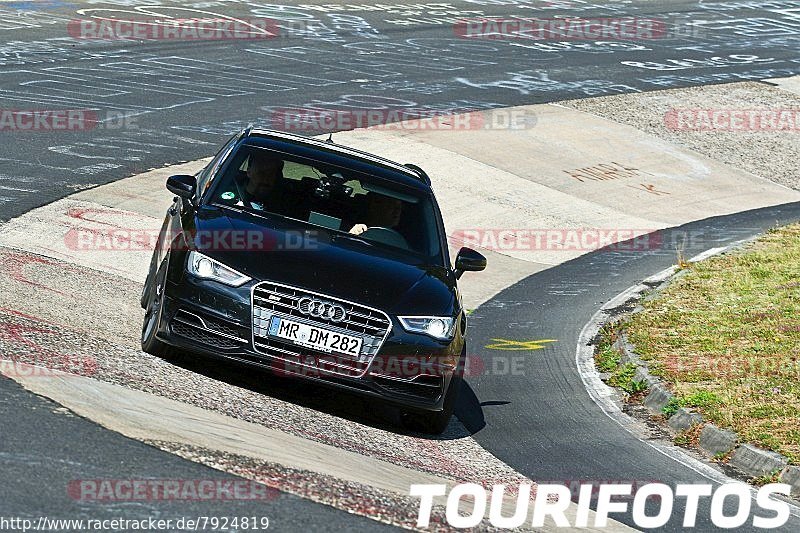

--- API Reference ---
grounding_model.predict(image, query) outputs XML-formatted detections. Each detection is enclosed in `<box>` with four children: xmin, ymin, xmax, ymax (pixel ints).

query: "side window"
<box><xmin>196</xmin><ymin>134</ymin><xmax>239</xmax><ymax>198</ymax></box>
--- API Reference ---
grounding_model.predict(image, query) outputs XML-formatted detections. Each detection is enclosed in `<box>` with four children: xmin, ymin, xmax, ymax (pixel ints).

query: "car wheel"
<box><xmin>140</xmin><ymin>269</ymin><xmax>153</xmax><ymax>309</ymax></box>
<box><xmin>402</xmin><ymin>349</ymin><xmax>465</xmax><ymax>435</ymax></box>
<box><xmin>409</xmin><ymin>375</ymin><xmax>461</xmax><ymax>435</ymax></box>
<box><xmin>141</xmin><ymin>262</ymin><xmax>171</xmax><ymax>357</ymax></box>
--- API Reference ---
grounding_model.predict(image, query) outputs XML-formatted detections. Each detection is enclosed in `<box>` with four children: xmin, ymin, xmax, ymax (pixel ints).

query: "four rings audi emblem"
<box><xmin>297</xmin><ymin>297</ymin><xmax>347</xmax><ymax>323</ymax></box>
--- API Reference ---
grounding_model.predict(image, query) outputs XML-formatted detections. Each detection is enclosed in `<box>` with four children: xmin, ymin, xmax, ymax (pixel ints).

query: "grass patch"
<box><xmin>662</xmin><ymin>391</ymin><xmax>721</xmax><ymax>418</ymax></box>
<box><xmin>674</xmin><ymin>423</ymin><xmax>703</xmax><ymax>447</ymax></box>
<box><xmin>626</xmin><ymin>223</ymin><xmax>800</xmax><ymax>464</ymax></box>
<box><xmin>752</xmin><ymin>470</ymin><xmax>783</xmax><ymax>486</ymax></box>
<box><xmin>713</xmin><ymin>450</ymin><xmax>732</xmax><ymax>463</ymax></box>
<box><xmin>594</xmin><ymin>324</ymin><xmax>648</xmax><ymax>397</ymax></box>
<box><xmin>663</xmin><ymin>397</ymin><xmax>682</xmax><ymax>418</ymax></box>
<box><xmin>595</xmin><ymin>343</ymin><xmax>621</xmax><ymax>373</ymax></box>
<box><xmin>609</xmin><ymin>363</ymin><xmax>648</xmax><ymax>395</ymax></box>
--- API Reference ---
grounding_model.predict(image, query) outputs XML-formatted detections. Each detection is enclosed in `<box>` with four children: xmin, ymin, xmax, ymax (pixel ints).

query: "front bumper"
<box><xmin>155</xmin><ymin>275</ymin><xmax>463</xmax><ymax>412</ymax></box>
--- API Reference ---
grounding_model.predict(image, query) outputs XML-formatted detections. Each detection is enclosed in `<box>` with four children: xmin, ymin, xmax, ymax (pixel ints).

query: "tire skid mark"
<box><xmin>0</xmin><ymin>309</ymin><xmax>97</xmax><ymax>377</ymax></box>
<box><xmin>0</xmin><ymin>250</ymin><xmax>70</xmax><ymax>295</ymax></box>
<box><xmin>0</xmin><ymin>246</ymin><xmax>142</xmax><ymax>294</ymax></box>
<box><xmin>66</xmin><ymin>205</ymin><xmax>151</xmax><ymax>227</ymax></box>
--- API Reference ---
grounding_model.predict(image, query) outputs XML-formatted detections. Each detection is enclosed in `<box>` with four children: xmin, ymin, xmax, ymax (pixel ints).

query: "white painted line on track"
<box><xmin>688</xmin><ymin>247</ymin><xmax>728</xmax><ymax>263</ymax></box>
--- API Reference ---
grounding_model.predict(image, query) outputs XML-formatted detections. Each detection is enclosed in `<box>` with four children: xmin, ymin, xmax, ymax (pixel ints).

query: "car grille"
<box><xmin>251</xmin><ymin>281</ymin><xmax>392</xmax><ymax>377</ymax></box>
<box><xmin>171</xmin><ymin>309</ymin><xmax>248</xmax><ymax>350</ymax></box>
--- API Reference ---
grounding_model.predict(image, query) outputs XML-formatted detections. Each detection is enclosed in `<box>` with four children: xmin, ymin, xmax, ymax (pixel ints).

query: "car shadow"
<box><xmin>162</xmin><ymin>351</ymin><xmax>487</xmax><ymax>441</ymax></box>
<box><xmin>454</xmin><ymin>379</ymin><xmax>487</xmax><ymax>434</ymax></box>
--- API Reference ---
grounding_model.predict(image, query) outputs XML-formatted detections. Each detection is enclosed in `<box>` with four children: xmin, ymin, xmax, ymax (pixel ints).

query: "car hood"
<box><xmin>193</xmin><ymin>206</ymin><xmax>456</xmax><ymax>314</ymax></box>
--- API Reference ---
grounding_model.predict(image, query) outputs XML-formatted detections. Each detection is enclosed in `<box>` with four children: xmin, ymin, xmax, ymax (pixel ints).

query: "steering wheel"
<box><xmin>360</xmin><ymin>227</ymin><xmax>409</xmax><ymax>249</ymax></box>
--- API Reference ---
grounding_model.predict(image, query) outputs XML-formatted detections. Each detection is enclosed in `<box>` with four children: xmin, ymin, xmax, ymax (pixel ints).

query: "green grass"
<box><xmin>662</xmin><ymin>397</ymin><xmax>682</xmax><ymax>418</ymax></box>
<box><xmin>595</xmin><ymin>343</ymin><xmax>621</xmax><ymax>373</ymax></box>
<box><xmin>662</xmin><ymin>391</ymin><xmax>720</xmax><ymax>417</ymax></box>
<box><xmin>609</xmin><ymin>363</ymin><xmax>648</xmax><ymax>395</ymax></box>
<box><xmin>752</xmin><ymin>470</ymin><xmax>783</xmax><ymax>486</ymax></box>
<box><xmin>594</xmin><ymin>326</ymin><xmax>648</xmax><ymax>396</ymax></box>
<box><xmin>626</xmin><ymin>223</ymin><xmax>800</xmax><ymax>463</ymax></box>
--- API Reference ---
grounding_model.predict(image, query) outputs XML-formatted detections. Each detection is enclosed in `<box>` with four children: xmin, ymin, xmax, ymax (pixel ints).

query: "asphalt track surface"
<box><xmin>2</xmin><ymin>0</ymin><xmax>800</xmax><ymax>530</ymax></box>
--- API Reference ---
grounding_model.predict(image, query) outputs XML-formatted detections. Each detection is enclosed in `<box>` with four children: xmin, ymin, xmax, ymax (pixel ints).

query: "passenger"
<box><xmin>349</xmin><ymin>193</ymin><xmax>404</xmax><ymax>235</ymax></box>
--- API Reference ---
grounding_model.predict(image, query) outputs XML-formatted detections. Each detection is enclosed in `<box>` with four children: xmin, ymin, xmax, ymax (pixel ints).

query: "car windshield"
<box><xmin>207</xmin><ymin>145</ymin><xmax>442</xmax><ymax>262</ymax></box>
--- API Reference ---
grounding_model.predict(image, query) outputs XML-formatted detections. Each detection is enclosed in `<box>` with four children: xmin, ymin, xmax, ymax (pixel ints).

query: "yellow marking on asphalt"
<box><xmin>484</xmin><ymin>338</ymin><xmax>558</xmax><ymax>351</ymax></box>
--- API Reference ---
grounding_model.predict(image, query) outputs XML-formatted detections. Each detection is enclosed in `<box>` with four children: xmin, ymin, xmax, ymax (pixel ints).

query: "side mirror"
<box><xmin>454</xmin><ymin>247</ymin><xmax>487</xmax><ymax>279</ymax></box>
<box><xmin>166</xmin><ymin>175</ymin><xmax>197</xmax><ymax>200</ymax></box>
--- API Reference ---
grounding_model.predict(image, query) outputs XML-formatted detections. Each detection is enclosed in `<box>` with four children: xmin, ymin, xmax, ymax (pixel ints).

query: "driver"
<box><xmin>349</xmin><ymin>193</ymin><xmax>404</xmax><ymax>235</ymax></box>
<box><xmin>241</xmin><ymin>153</ymin><xmax>285</xmax><ymax>211</ymax></box>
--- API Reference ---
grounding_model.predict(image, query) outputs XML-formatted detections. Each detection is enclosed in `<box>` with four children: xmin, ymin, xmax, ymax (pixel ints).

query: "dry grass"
<box><xmin>627</xmin><ymin>223</ymin><xmax>800</xmax><ymax>463</ymax></box>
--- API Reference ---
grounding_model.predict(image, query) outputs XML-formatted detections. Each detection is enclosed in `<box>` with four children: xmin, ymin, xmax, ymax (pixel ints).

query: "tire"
<box><xmin>141</xmin><ymin>262</ymin><xmax>171</xmax><ymax>357</ymax></box>
<box><xmin>140</xmin><ymin>247</ymin><xmax>161</xmax><ymax>309</ymax></box>
<box><xmin>140</xmin><ymin>269</ymin><xmax>153</xmax><ymax>309</ymax></box>
<box><xmin>402</xmin><ymin>350</ymin><xmax>465</xmax><ymax>435</ymax></box>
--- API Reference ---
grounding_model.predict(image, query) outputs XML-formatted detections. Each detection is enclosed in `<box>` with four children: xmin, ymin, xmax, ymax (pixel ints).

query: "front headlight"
<box><xmin>398</xmin><ymin>316</ymin><xmax>456</xmax><ymax>341</ymax></box>
<box><xmin>187</xmin><ymin>251</ymin><xmax>251</xmax><ymax>287</ymax></box>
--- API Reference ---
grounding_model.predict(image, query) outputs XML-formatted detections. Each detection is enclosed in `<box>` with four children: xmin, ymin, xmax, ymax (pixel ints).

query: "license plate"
<box><xmin>268</xmin><ymin>317</ymin><xmax>362</xmax><ymax>356</ymax></box>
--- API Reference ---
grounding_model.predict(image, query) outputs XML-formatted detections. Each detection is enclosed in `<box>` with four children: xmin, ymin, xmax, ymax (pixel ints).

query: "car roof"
<box><xmin>244</xmin><ymin>129</ymin><xmax>432</xmax><ymax>191</ymax></box>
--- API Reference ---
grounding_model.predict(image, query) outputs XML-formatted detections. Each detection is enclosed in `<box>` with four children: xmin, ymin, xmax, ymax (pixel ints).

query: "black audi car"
<box><xmin>140</xmin><ymin>127</ymin><xmax>486</xmax><ymax>433</ymax></box>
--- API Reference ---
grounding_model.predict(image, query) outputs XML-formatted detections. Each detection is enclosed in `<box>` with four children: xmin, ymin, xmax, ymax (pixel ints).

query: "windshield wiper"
<box><xmin>213</xmin><ymin>202</ymin><xmax>243</xmax><ymax>213</ymax></box>
<box><xmin>332</xmin><ymin>232</ymin><xmax>374</xmax><ymax>247</ymax></box>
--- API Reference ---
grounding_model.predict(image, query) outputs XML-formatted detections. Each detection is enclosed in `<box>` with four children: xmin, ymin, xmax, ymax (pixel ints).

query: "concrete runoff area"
<box><xmin>1</xmin><ymin>83</ymin><xmax>799</xmax><ymax>528</ymax></box>
<box><xmin>336</xmin><ymin>103</ymin><xmax>795</xmax><ymax>229</ymax></box>
<box><xmin>563</xmin><ymin>79</ymin><xmax>800</xmax><ymax>192</ymax></box>
<box><xmin>7</xmin><ymin>364</ymin><xmax>633</xmax><ymax>532</ymax></box>
<box><xmin>767</xmin><ymin>75</ymin><xmax>800</xmax><ymax>96</ymax></box>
